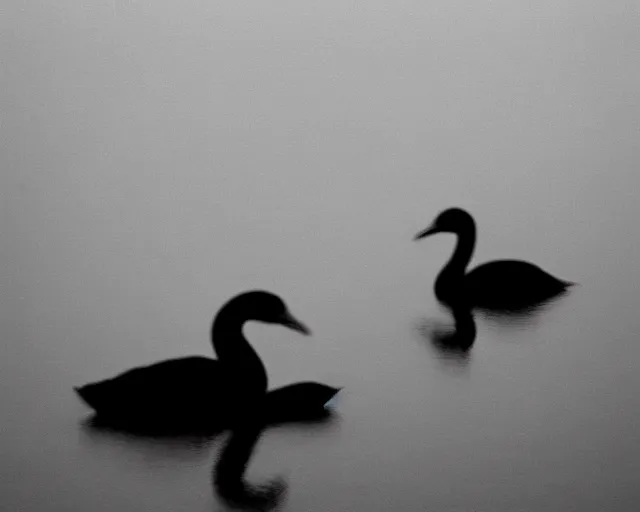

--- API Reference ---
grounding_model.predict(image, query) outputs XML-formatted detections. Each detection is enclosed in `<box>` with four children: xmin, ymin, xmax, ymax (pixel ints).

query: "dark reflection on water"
<box><xmin>431</xmin><ymin>305</ymin><xmax>476</xmax><ymax>354</ymax></box>
<box><xmin>417</xmin><ymin>308</ymin><xmax>475</xmax><ymax>368</ymax></box>
<box><xmin>81</xmin><ymin>414</ymin><xmax>220</xmax><ymax>446</ymax></box>
<box><xmin>79</xmin><ymin>414</ymin><xmax>220</xmax><ymax>469</ymax></box>
<box><xmin>213</xmin><ymin>422</ymin><xmax>286</xmax><ymax>512</ymax></box>
<box><xmin>81</xmin><ymin>406</ymin><xmax>338</xmax><ymax>511</ymax></box>
<box><xmin>417</xmin><ymin>290</ymin><xmax>573</xmax><ymax>368</ymax></box>
<box><xmin>214</xmin><ymin>411</ymin><xmax>336</xmax><ymax>511</ymax></box>
<box><xmin>474</xmin><ymin>293</ymin><xmax>572</xmax><ymax>329</ymax></box>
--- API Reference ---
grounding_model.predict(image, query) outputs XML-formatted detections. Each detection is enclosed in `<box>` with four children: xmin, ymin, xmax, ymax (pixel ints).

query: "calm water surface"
<box><xmin>2</xmin><ymin>1</ymin><xmax>640</xmax><ymax>511</ymax></box>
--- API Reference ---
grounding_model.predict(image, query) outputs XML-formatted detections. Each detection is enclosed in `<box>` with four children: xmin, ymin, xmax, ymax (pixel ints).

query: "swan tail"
<box><xmin>74</xmin><ymin>384</ymin><xmax>103</xmax><ymax>410</ymax></box>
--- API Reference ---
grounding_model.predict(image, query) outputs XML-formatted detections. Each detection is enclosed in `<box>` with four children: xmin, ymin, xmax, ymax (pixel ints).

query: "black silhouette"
<box><xmin>414</xmin><ymin>208</ymin><xmax>573</xmax><ymax>312</ymax></box>
<box><xmin>83</xmin><ymin>382</ymin><xmax>340</xmax><ymax>437</ymax></box>
<box><xmin>75</xmin><ymin>291</ymin><xmax>338</xmax><ymax>432</ymax></box>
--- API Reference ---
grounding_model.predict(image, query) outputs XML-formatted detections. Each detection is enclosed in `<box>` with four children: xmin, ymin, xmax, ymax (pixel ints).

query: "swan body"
<box><xmin>460</xmin><ymin>260</ymin><xmax>569</xmax><ymax>309</ymax></box>
<box><xmin>415</xmin><ymin>208</ymin><xmax>573</xmax><ymax>311</ymax></box>
<box><xmin>76</xmin><ymin>357</ymin><xmax>233</xmax><ymax>423</ymax></box>
<box><xmin>75</xmin><ymin>291</ymin><xmax>336</xmax><ymax>428</ymax></box>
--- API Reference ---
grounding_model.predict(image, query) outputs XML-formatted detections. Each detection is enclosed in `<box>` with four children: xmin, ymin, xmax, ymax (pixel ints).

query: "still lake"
<box><xmin>2</xmin><ymin>1</ymin><xmax>639</xmax><ymax>511</ymax></box>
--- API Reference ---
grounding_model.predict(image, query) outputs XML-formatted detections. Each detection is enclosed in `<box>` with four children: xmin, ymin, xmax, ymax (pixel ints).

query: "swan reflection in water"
<box><xmin>214</xmin><ymin>409</ymin><xmax>336</xmax><ymax>511</ymax></box>
<box><xmin>417</xmin><ymin>304</ymin><xmax>477</xmax><ymax>367</ymax></box>
<box><xmin>418</xmin><ymin>296</ymin><xmax>568</xmax><ymax>368</ymax></box>
<box><xmin>214</xmin><ymin>422</ymin><xmax>285</xmax><ymax>511</ymax></box>
<box><xmin>83</xmin><ymin>403</ymin><xmax>338</xmax><ymax>512</ymax></box>
<box><xmin>430</xmin><ymin>305</ymin><xmax>477</xmax><ymax>353</ymax></box>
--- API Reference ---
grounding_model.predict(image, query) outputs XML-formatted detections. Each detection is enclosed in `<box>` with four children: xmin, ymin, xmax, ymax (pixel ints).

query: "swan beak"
<box><xmin>413</xmin><ymin>223</ymin><xmax>439</xmax><ymax>240</ymax></box>
<box><xmin>279</xmin><ymin>311</ymin><xmax>312</xmax><ymax>335</ymax></box>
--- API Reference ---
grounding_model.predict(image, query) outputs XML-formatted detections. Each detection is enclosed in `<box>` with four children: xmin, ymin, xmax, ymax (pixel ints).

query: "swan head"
<box><xmin>414</xmin><ymin>207</ymin><xmax>474</xmax><ymax>240</ymax></box>
<box><xmin>230</xmin><ymin>291</ymin><xmax>311</xmax><ymax>335</ymax></box>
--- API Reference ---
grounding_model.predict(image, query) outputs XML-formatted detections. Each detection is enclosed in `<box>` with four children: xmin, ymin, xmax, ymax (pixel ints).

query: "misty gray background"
<box><xmin>2</xmin><ymin>1</ymin><xmax>639</xmax><ymax>511</ymax></box>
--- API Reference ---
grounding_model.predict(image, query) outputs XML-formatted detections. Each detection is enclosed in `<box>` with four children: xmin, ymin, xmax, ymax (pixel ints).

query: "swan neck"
<box><xmin>433</xmin><ymin>218</ymin><xmax>476</xmax><ymax>306</ymax></box>
<box><xmin>211</xmin><ymin>305</ymin><xmax>267</xmax><ymax>391</ymax></box>
<box><xmin>446</xmin><ymin>224</ymin><xmax>475</xmax><ymax>274</ymax></box>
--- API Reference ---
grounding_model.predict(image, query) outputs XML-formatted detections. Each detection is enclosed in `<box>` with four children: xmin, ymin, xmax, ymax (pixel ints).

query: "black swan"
<box><xmin>414</xmin><ymin>208</ymin><xmax>573</xmax><ymax>311</ymax></box>
<box><xmin>75</xmin><ymin>291</ymin><xmax>339</xmax><ymax>430</ymax></box>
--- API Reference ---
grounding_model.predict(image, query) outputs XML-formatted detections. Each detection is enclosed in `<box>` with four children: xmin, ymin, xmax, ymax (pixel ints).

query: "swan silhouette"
<box><xmin>75</xmin><ymin>291</ymin><xmax>339</xmax><ymax>430</ymax></box>
<box><xmin>414</xmin><ymin>208</ymin><xmax>573</xmax><ymax>311</ymax></box>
